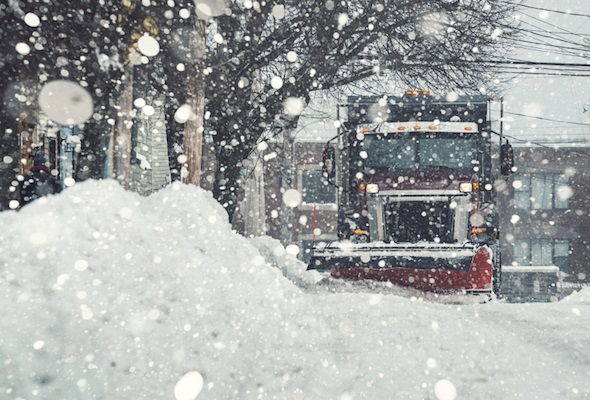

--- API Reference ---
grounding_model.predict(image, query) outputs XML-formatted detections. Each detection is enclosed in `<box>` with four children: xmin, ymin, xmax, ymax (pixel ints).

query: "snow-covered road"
<box><xmin>1</xmin><ymin>180</ymin><xmax>588</xmax><ymax>399</ymax></box>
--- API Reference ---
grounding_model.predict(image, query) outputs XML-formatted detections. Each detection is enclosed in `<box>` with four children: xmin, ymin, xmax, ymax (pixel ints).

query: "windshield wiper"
<box><xmin>423</xmin><ymin>165</ymin><xmax>455</xmax><ymax>170</ymax></box>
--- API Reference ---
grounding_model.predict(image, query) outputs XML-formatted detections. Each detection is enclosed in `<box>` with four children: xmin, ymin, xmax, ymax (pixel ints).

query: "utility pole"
<box><xmin>280</xmin><ymin>125</ymin><xmax>296</xmax><ymax>245</ymax></box>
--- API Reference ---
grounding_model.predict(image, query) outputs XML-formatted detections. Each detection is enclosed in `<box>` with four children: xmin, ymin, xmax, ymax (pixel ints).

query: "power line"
<box><xmin>520</xmin><ymin>25</ymin><xmax>585</xmax><ymax>47</ymax></box>
<box><xmin>514</xmin><ymin>37</ymin><xmax>588</xmax><ymax>54</ymax></box>
<box><xmin>491</xmin><ymin>6</ymin><xmax>590</xmax><ymax>79</ymax></box>
<box><xmin>507</xmin><ymin>17</ymin><xmax>590</xmax><ymax>63</ymax></box>
<box><xmin>494</xmin><ymin>65</ymin><xmax>590</xmax><ymax>77</ymax></box>
<box><xmin>523</xmin><ymin>30</ymin><xmax>590</xmax><ymax>37</ymax></box>
<box><xmin>516</xmin><ymin>31</ymin><xmax>589</xmax><ymax>53</ymax></box>
<box><xmin>508</xmin><ymin>127</ymin><xmax>588</xmax><ymax>132</ymax></box>
<box><xmin>520</xmin><ymin>12</ymin><xmax>589</xmax><ymax>40</ymax></box>
<box><xmin>502</xmin><ymin>133</ymin><xmax>590</xmax><ymax>159</ymax></box>
<box><xmin>491</xmin><ymin>60</ymin><xmax>590</xmax><ymax>68</ymax></box>
<box><xmin>500</xmin><ymin>71</ymin><xmax>590</xmax><ymax>77</ymax></box>
<box><xmin>515</xmin><ymin>12</ymin><xmax>590</xmax><ymax>62</ymax></box>
<box><xmin>483</xmin><ymin>60</ymin><xmax>590</xmax><ymax>76</ymax></box>
<box><xmin>482</xmin><ymin>60</ymin><xmax>590</xmax><ymax>76</ymax></box>
<box><xmin>505</xmin><ymin>111</ymin><xmax>590</xmax><ymax>127</ymax></box>
<box><xmin>518</xmin><ymin>4</ymin><xmax>590</xmax><ymax>18</ymax></box>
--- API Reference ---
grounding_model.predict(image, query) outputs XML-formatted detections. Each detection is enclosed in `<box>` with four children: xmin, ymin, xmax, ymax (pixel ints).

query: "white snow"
<box><xmin>0</xmin><ymin>180</ymin><xmax>589</xmax><ymax>399</ymax></box>
<box><xmin>282</xmin><ymin>188</ymin><xmax>302</xmax><ymax>208</ymax></box>
<box><xmin>283</xmin><ymin>97</ymin><xmax>305</xmax><ymax>116</ymax></box>
<box><xmin>23</xmin><ymin>12</ymin><xmax>40</xmax><ymax>28</ymax></box>
<box><xmin>15</xmin><ymin>42</ymin><xmax>31</xmax><ymax>56</ymax></box>
<box><xmin>194</xmin><ymin>0</ymin><xmax>227</xmax><ymax>20</ymax></box>
<box><xmin>38</xmin><ymin>80</ymin><xmax>94</xmax><ymax>126</ymax></box>
<box><xmin>137</xmin><ymin>35</ymin><xmax>160</xmax><ymax>57</ymax></box>
<box><xmin>270</xmin><ymin>76</ymin><xmax>284</xmax><ymax>90</ymax></box>
<box><xmin>174</xmin><ymin>104</ymin><xmax>193</xmax><ymax>124</ymax></box>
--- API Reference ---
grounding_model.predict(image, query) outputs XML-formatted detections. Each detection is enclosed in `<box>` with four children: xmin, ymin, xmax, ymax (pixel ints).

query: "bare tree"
<box><xmin>0</xmin><ymin>0</ymin><xmax>142</xmax><ymax>186</ymax></box>
<box><xmin>204</xmin><ymin>0</ymin><xmax>521</xmax><ymax>221</ymax></box>
<box><xmin>0</xmin><ymin>0</ymin><xmax>520</xmax><ymax>216</ymax></box>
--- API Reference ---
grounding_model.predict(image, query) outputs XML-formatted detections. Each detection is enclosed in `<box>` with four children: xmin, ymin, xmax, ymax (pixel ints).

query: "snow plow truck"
<box><xmin>308</xmin><ymin>91</ymin><xmax>514</xmax><ymax>296</ymax></box>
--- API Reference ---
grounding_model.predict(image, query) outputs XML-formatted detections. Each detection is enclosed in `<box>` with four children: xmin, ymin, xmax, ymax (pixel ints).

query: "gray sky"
<box><xmin>501</xmin><ymin>0</ymin><xmax>590</xmax><ymax>144</ymax></box>
<box><xmin>296</xmin><ymin>1</ymin><xmax>590</xmax><ymax>144</ymax></box>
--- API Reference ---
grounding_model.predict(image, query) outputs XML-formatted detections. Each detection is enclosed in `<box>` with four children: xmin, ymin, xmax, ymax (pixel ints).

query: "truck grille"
<box><xmin>384</xmin><ymin>200</ymin><xmax>454</xmax><ymax>243</ymax></box>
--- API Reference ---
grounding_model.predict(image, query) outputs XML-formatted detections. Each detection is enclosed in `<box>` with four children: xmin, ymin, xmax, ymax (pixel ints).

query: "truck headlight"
<box><xmin>366</xmin><ymin>183</ymin><xmax>379</xmax><ymax>194</ymax></box>
<box><xmin>459</xmin><ymin>182</ymin><xmax>473</xmax><ymax>193</ymax></box>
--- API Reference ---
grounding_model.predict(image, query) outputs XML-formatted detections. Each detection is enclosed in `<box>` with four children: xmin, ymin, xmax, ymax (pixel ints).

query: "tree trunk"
<box><xmin>279</xmin><ymin>126</ymin><xmax>296</xmax><ymax>245</ymax></box>
<box><xmin>213</xmin><ymin>146</ymin><xmax>243</xmax><ymax>222</ymax></box>
<box><xmin>182</xmin><ymin>19</ymin><xmax>207</xmax><ymax>186</ymax></box>
<box><xmin>0</xmin><ymin>112</ymin><xmax>20</xmax><ymax>210</ymax></box>
<box><xmin>165</xmin><ymin>97</ymin><xmax>185</xmax><ymax>182</ymax></box>
<box><xmin>183</xmin><ymin>74</ymin><xmax>205</xmax><ymax>186</ymax></box>
<box><xmin>74</xmin><ymin>114</ymin><xmax>111</xmax><ymax>182</ymax></box>
<box><xmin>112</xmin><ymin>66</ymin><xmax>134</xmax><ymax>189</ymax></box>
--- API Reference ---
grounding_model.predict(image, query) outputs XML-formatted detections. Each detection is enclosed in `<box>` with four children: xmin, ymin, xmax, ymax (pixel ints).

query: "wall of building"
<box><xmin>129</xmin><ymin>98</ymin><xmax>171</xmax><ymax>196</ymax></box>
<box><xmin>291</xmin><ymin>141</ymin><xmax>338</xmax><ymax>262</ymax></box>
<box><xmin>497</xmin><ymin>145</ymin><xmax>590</xmax><ymax>283</ymax></box>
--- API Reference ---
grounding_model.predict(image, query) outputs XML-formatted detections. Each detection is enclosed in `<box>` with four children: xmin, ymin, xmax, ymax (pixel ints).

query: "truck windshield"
<box><xmin>360</xmin><ymin>133</ymin><xmax>478</xmax><ymax>171</ymax></box>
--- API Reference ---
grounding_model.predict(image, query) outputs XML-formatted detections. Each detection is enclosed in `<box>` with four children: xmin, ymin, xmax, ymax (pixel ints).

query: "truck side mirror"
<box><xmin>322</xmin><ymin>145</ymin><xmax>336</xmax><ymax>180</ymax></box>
<box><xmin>500</xmin><ymin>142</ymin><xmax>514</xmax><ymax>175</ymax></box>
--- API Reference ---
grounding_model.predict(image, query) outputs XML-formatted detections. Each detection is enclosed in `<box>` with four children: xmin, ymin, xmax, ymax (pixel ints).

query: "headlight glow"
<box><xmin>459</xmin><ymin>182</ymin><xmax>473</xmax><ymax>193</ymax></box>
<box><xmin>366</xmin><ymin>183</ymin><xmax>379</xmax><ymax>194</ymax></box>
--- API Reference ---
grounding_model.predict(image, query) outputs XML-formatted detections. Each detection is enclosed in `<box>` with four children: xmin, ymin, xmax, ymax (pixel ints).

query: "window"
<box><xmin>363</xmin><ymin>137</ymin><xmax>416</xmax><ymax>169</ymax></box>
<box><xmin>554</xmin><ymin>240</ymin><xmax>571</xmax><ymax>273</ymax></box>
<box><xmin>513</xmin><ymin>173</ymin><xmax>571</xmax><ymax>210</ymax></box>
<box><xmin>360</xmin><ymin>133</ymin><xmax>478</xmax><ymax>172</ymax></box>
<box><xmin>419</xmin><ymin>137</ymin><xmax>477</xmax><ymax>169</ymax></box>
<box><xmin>301</xmin><ymin>169</ymin><xmax>336</xmax><ymax>204</ymax></box>
<box><xmin>512</xmin><ymin>238</ymin><xmax>570</xmax><ymax>272</ymax></box>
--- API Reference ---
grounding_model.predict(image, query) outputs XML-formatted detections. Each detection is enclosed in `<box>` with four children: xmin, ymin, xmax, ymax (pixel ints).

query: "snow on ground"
<box><xmin>0</xmin><ymin>180</ymin><xmax>589</xmax><ymax>400</ymax></box>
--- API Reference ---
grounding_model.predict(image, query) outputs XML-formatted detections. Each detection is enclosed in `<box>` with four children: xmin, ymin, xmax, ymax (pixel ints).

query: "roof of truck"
<box><xmin>346</xmin><ymin>93</ymin><xmax>489</xmax><ymax>125</ymax></box>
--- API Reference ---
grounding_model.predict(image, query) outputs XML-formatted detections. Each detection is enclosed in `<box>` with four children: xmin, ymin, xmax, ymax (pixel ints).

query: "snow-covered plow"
<box><xmin>308</xmin><ymin>242</ymin><xmax>493</xmax><ymax>294</ymax></box>
<box><xmin>306</xmin><ymin>92</ymin><xmax>512</xmax><ymax>296</ymax></box>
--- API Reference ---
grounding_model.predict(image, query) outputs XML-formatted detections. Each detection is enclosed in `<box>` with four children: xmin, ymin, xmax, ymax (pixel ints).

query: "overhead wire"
<box><xmin>520</xmin><ymin>11</ymin><xmax>587</xmax><ymax>37</ymax></box>
<box><xmin>490</xmin><ymin>6</ymin><xmax>590</xmax><ymax>142</ymax></box>
<box><xmin>504</xmin><ymin>111</ymin><xmax>590</xmax><ymax>127</ymax></box>
<box><xmin>512</xmin><ymin>40</ymin><xmax>588</xmax><ymax>57</ymax></box>
<box><xmin>568</xmin><ymin>76</ymin><xmax>582</xmax><ymax>117</ymax></box>
<box><xmin>505</xmin><ymin>7</ymin><xmax>590</xmax><ymax>68</ymax></box>
<box><xmin>481</xmin><ymin>60</ymin><xmax>590</xmax><ymax>77</ymax></box>
<box><xmin>517</xmin><ymin>4</ymin><xmax>590</xmax><ymax>19</ymax></box>
<box><xmin>501</xmin><ymin>132</ymin><xmax>590</xmax><ymax>159</ymax></box>
<box><xmin>515</xmin><ymin>31</ymin><xmax>588</xmax><ymax>52</ymax></box>
<box><xmin>523</xmin><ymin>30</ymin><xmax>590</xmax><ymax>37</ymax></box>
<box><xmin>512</xmin><ymin>28</ymin><xmax>589</xmax><ymax>62</ymax></box>
<box><xmin>518</xmin><ymin>24</ymin><xmax>585</xmax><ymax>49</ymax></box>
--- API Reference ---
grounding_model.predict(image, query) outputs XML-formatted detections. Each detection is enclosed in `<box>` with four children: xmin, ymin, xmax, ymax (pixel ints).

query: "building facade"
<box><xmin>498</xmin><ymin>145</ymin><xmax>590</xmax><ymax>283</ymax></box>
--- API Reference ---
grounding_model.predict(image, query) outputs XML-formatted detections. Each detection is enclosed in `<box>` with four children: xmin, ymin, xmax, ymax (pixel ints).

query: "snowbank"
<box><xmin>0</xmin><ymin>180</ymin><xmax>303</xmax><ymax>399</ymax></box>
<box><xmin>0</xmin><ymin>180</ymin><xmax>589</xmax><ymax>400</ymax></box>
<box><xmin>561</xmin><ymin>287</ymin><xmax>590</xmax><ymax>305</ymax></box>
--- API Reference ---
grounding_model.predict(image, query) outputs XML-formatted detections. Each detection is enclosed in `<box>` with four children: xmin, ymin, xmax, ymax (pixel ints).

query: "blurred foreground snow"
<box><xmin>0</xmin><ymin>180</ymin><xmax>588</xmax><ymax>399</ymax></box>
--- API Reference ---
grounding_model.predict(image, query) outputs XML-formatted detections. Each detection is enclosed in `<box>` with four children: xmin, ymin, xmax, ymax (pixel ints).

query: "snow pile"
<box><xmin>249</xmin><ymin>236</ymin><xmax>322</xmax><ymax>289</ymax></box>
<box><xmin>561</xmin><ymin>287</ymin><xmax>590</xmax><ymax>305</ymax></box>
<box><xmin>0</xmin><ymin>180</ymin><xmax>589</xmax><ymax>400</ymax></box>
<box><xmin>0</xmin><ymin>180</ymin><xmax>303</xmax><ymax>399</ymax></box>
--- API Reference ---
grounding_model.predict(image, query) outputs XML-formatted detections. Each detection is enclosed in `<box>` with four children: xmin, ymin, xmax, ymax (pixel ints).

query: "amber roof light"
<box><xmin>404</xmin><ymin>90</ymin><xmax>430</xmax><ymax>96</ymax></box>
